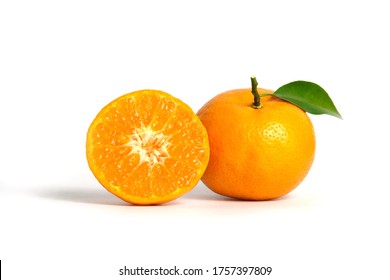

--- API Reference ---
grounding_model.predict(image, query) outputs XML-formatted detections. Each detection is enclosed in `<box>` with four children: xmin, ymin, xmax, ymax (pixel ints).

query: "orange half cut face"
<box><xmin>86</xmin><ymin>90</ymin><xmax>210</xmax><ymax>205</ymax></box>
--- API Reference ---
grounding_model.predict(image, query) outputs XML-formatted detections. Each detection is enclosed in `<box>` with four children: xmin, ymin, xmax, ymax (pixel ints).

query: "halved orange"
<box><xmin>86</xmin><ymin>90</ymin><xmax>209</xmax><ymax>205</ymax></box>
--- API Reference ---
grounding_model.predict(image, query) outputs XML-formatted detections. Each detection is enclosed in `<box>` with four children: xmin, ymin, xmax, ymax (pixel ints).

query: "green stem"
<box><xmin>251</xmin><ymin>76</ymin><xmax>262</xmax><ymax>109</ymax></box>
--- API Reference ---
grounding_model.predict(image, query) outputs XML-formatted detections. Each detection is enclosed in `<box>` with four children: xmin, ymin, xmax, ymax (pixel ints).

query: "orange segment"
<box><xmin>86</xmin><ymin>89</ymin><xmax>209</xmax><ymax>205</ymax></box>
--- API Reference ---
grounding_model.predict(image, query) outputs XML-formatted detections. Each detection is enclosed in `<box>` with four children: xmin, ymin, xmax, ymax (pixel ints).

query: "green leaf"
<box><xmin>273</xmin><ymin>81</ymin><xmax>342</xmax><ymax>119</ymax></box>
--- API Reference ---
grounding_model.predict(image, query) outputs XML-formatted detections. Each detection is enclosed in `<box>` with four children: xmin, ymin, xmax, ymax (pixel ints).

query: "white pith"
<box><xmin>126</xmin><ymin>126</ymin><xmax>170</xmax><ymax>165</ymax></box>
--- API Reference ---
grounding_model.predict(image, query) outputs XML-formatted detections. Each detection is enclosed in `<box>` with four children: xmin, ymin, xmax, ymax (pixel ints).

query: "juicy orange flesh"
<box><xmin>87</xmin><ymin>91</ymin><xmax>208</xmax><ymax>202</ymax></box>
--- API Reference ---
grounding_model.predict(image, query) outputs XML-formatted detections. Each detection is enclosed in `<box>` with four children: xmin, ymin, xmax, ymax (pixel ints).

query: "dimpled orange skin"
<box><xmin>197</xmin><ymin>88</ymin><xmax>316</xmax><ymax>200</ymax></box>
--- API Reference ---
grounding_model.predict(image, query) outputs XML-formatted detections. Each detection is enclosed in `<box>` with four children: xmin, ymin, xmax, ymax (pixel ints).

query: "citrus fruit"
<box><xmin>197</xmin><ymin>84</ymin><xmax>315</xmax><ymax>200</ymax></box>
<box><xmin>86</xmin><ymin>89</ymin><xmax>209</xmax><ymax>205</ymax></box>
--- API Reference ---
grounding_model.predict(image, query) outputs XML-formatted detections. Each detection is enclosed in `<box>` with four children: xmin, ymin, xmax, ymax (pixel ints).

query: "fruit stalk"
<box><xmin>251</xmin><ymin>76</ymin><xmax>262</xmax><ymax>109</ymax></box>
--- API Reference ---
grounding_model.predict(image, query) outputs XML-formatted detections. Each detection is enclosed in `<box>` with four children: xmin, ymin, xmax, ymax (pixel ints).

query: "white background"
<box><xmin>1</xmin><ymin>0</ymin><xmax>389</xmax><ymax>279</ymax></box>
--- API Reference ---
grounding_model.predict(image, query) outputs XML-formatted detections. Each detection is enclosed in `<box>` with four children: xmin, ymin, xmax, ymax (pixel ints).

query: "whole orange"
<box><xmin>197</xmin><ymin>87</ymin><xmax>315</xmax><ymax>200</ymax></box>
